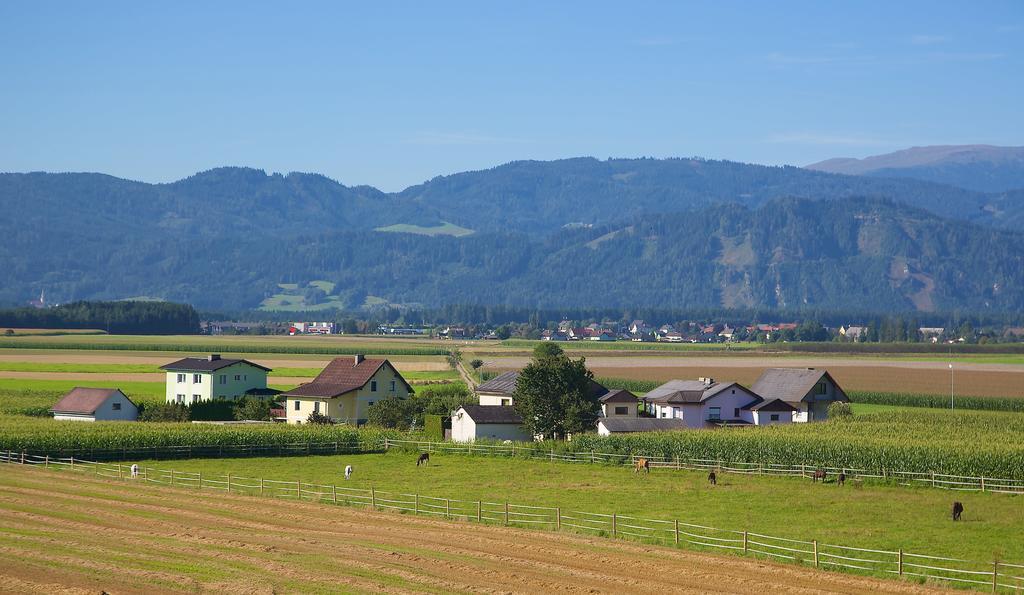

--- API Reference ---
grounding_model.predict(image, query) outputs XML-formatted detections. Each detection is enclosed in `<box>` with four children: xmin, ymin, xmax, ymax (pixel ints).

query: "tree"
<box><xmin>827</xmin><ymin>401</ymin><xmax>853</xmax><ymax>420</ymax></box>
<box><xmin>469</xmin><ymin>359</ymin><xmax>484</xmax><ymax>370</ymax></box>
<box><xmin>513</xmin><ymin>349</ymin><xmax>599</xmax><ymax>439</ymax></box>
<box><xmin>495</xmin><ymin>325</ymin><xmax>512</xmax><ymax>340</ymax></box>
<box><xmin>307</xmin><ymin>411</ymin><xmax>335</xmax><ymax>425</ymax></box>
<box><xmin>234</xmin><ymin>398</ymin><xmax>273</xmax><ymax>421</ymax></box>
<box><xmin>366</xmin><ymin>397</ymin><xmax>416</xmax><ymax>429</ymax></box>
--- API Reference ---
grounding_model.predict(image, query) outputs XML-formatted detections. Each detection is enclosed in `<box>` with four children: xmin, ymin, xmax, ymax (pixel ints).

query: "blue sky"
<box><xmin>1</xmin><ymin>1</ymin><xmax>1021</xmax><ymax>190</ymax></box>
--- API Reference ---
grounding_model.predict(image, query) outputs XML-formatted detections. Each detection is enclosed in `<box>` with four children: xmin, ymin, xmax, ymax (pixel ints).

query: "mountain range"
<box><xmin>2</xmin><ymin>148</ymin><xmax>1023</xmax><ymax>313</ymax></box>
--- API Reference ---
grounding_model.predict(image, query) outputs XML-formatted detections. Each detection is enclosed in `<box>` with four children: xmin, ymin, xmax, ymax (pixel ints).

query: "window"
<box><xmin>294</xmin><ymin>400</ymin><xmax>301</xmax><ymax>411</ymax></box>
<box><xmin>390</xmin><ymin>380</ymin><xmax>396</xmax><ymax>392</ymax></box>
<box><xmin>733</xmin><ymin>408</ymin><xmax>740</xmax><ymax>417</ymax></box>
<box><xmin>176</xmin><ymin>373</ymin><xmax>185</xmax><ymax>383</ymax></box>
<box><xmin>234</xmin><ymin>375</ymin><xmax>241</xmax><ymax>381</ymax></box>
<box><xmin>219</xmin><ymin>375</ymin><xmax>227</xmax><ymax>385</ymax></box>
<box><xmin>112</xmin><ymin>403</ymin><xmax>121</xmax><ymax>411</ymax></box>
<box><xmin>314</xmin><ymin>401</ymin><xmax>320</xmax><ymax>413</ymax></box>
<box><xmin>368</xmin><ymin>401</ymin><xmax>374</xmax><ymax>407</ymax></box>
<box><xmin>815</xmin><ymin>382</ymin><xmax>827</xmax><ymax>395</ymax></box>
<box><xmin>176</xmin><ymin>394</ymin><xmax>185</xmax><ymax>404</ymax></box>
<box><xmin>660</xmin><ymin>410</ymin><xmax>667</xmax><ymax>418</ymax></box>
<box><xmin>770</xmin><ymin>413</ymin><xmax>780</xmax><ymax>421</ymax></box>
<box><xmin>193</xmin><ymin>374</ymin><xmax>202</xmax><ymax>384</ymax></box>
<box><xmin>708</xmin><ymin>407</ymin><xmax>721</xmax><ymax>421</ymax></box>
<box><xmin>500</xmin><ymin>398</ymin><xmax>511</xmax><ymax>406</ymax></box>
<box><xmin>370</xmin><ymin>380</ymin><xmax>377</xmax><ymax>392</ymax></box>
<box><xmin>614</xmin><ymin>406</ymin><xmax>628</xmax><ymax>415</ymax></box>
<box><xmin>192</xmin><ymin>394</ymin><xmax>200</xmax><ymax>404</ymax></box>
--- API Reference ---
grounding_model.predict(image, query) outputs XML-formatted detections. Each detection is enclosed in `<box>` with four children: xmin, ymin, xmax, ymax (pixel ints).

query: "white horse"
<box><xmin>130</xmin><ymin>464</ymin><xmax>139</xmax><ymax>478</ymax></box>
<box><xmin>344</xmin><ymin>465</ymin><xmax>353</xmax><ymax>480</ymax></box>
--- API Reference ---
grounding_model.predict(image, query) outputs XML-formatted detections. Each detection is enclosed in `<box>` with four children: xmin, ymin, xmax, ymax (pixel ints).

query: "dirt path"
<box><xmin>0</xmin><ymin>466</ymin><xmax>942</xmax><ymax>594</ymax></box>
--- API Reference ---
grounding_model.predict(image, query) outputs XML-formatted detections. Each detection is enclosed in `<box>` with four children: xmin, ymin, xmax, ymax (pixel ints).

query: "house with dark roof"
<box><xmin>51</xmin><ymin>387</ymin><xmax>138</xmax><ymax>422</ymax></box>
<box><xmin>475</xmin><ymin>370</ymin><xmax>610</xmax><ymax>407</ymax></box>
<box><xmin>161</xmin><ymin>354</ymin><xmax>273</xmax><ymax>405</ymax></box>
<box><xmin>641</xmin><ymin>378</ymin><xmax>795</xmax><ymax>428</ymax></box>
<box><xmin>599</xmin><ymin>389</ymin><xmax>639</xmax><ymax>418</ymax></box>
<box><xmin>751</xmin><ymin>368</ymin><xmax>848</xmax><ymax>422</ymax></box>
<box><xmin>280</xmin><ymin>355</ymin><xmax>412</xmax><ymax>425</ymax></box>
<box><xmin>451</xmin><ymin>405</ymin><xmax>533</xmax><ymax>442</ymax></box>
<box><xmin>596</xmin><ymin>417</ymin><xmax>686</xmax><ymax>435</ymax></box>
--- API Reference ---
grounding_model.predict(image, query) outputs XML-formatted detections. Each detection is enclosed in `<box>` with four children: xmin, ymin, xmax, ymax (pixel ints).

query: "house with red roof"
<box><xmin>280</xmin><ymin>355</ymin><xmax>412</xmax><ymax>425</ymax></box>
<box><xmin>51</xmin><ymin>387</ymin><xmax>138</xmax><ymax>422</ymax></box>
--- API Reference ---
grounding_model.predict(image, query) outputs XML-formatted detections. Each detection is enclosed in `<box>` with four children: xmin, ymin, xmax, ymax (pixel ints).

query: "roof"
<box><xmin>475</xmin><ymin>370</ymin><xmax>608</xmax><ymax>399</ymax></box>
<box><xmin>747</xmin><ymin>398</ymin><xmax>797</xmax><ymax>412</ymax></box>
<box><xmin>51</xmin><ymin>387</ymin><xmax>133</xmax><ymax>415</ymax></box>
<box><xmin>457</xmin><ymin>405</ymin><xmax>524</xmax><ymax>425</ymax></box>
<box><xmin>597</xmin><ymin>418</ymin><xmax>687</xmax><ymax>433</ymax></box>
<box><xmin>244</xmin><ymin>387</ymin><xmax>283</xmax><ymax>397</ymax></box>
<box><xmin>160</xmin><ymin>356</ymin><xmax>271</xmax><ymax>372</ymax></box>
<box><xmin>282</xmin><ymin>357</ymin><xmax>412</xmax><ymax>398</ymax></box>
<box><xmin>599</xmin><ymin>389</ymin><xmax>638</xmax><ymax>403</ymax></box>
<box><xmin>751</xmin><ymin>368</ymin><xmax>848</xmax><ymax>404</ymax></box>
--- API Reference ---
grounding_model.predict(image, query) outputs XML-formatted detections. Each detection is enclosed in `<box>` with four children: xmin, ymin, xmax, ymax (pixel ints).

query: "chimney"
<box><xmin>354</xmin><ymin>354</ymin><xmax>365</xmax><ymax>365</ymax></box>
<box><xmin>699</xmin><ymin>377</ymin><xmax>714</xmax><ymax>385</ymax></box>
<box><xmin>208</xmin><ymin>354</ymin><xmax>221</xmax><ymax>361</ymax></box>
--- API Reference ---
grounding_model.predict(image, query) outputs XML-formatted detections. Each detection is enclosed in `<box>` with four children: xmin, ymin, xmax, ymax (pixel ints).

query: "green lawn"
<box><xmin>374</xmin><ymin>221</ymin><xmax>475</xmax><ymax>237</ymax></box>
<box><xmin>127</xmin><ymin>451</ymin><xmax>1024</xmax><ymax>565</ymax></box>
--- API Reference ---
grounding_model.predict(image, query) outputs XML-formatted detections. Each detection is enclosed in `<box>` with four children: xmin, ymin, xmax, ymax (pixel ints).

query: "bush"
<box><xmin>189</xmin><ymin>400</ymin><xmax>236</xmax><ymax>421</ymax></box>
<box><xmin>234</xmin><ymin>398</ymin><xmax>274</xmax><ymax>421</ymax></box>
<box><xmin>366</xmin><ymin>397</ymin><xmax>417</xmax><ymax>430</ymax></box>
<box><xmin>469</xmin><ymin>359</ymin><xmax>484</xmax><ymax>370</ymax></box>
<box><xmin>139</xmin><ymin>403</ymin><xmax>191</xmax><ymax>422</ymax></box>
<box><xmin>828</xmin><ymin>401</ymin><xmax>853</xmax><ymax>419</ymax></box>
<box><xmin>423</xmin><ymin>414</ymin><xmax>444</xmax><ymax>441</ymax></box>
<box><xmin>306</xmin><ymin>411</ymin><xmax>334</xmax><ymax>425</ymax></box>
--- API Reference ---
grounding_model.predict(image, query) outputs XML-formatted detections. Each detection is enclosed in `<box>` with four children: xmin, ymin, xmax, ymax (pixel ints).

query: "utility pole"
<box><xmin>949</xmin><ymin>362</ymin><xmax>954</xmax><ymax>411</ymax></box>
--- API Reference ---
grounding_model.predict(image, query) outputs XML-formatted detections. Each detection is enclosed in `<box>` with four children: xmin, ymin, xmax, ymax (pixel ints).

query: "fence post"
<box><xmin>445</xmin><ymin>498</ymin><xmax>450</xmax><ymax>518</ymax></box>
<box><xmin>296</xmin><ymin>481</ymin><xmax>301</xmax><ymax>499</ymax></box>
<box><xmin>227</xmin><ymin>473</ymin><xmax>231</xmax><ymax>493</ymax></box>
<box><xmin>504</xmin><ymin>502</ymin><xmax>509</xmax><ymax>525</ymax></box>
<box><xmin>477</xmin><ymin>500</ymin><xmax>482</xmax><ymax>522</ymax></box>
<box><xmin>992</xmin><ymin>561</ymin><xmax>998</xmax><ymax>593</ymax></box>
<box><xmin>743</xmin><ymin>531</ymin><xmax>748</xmax><ymax>553</ymax></box>
<box><xmin>932</xmin><ymin>471</ymin><xmax>936</xmax><ymax>488</ymax></box>
<box><xmin>170</xmin><ymin>470</ymin><xmax>174</xmax><ymax>486</ymax></box>
<box><xmin>801</xmin><ymin>463</ymin><xmax>806</xmax><ymax>477</ymax></box>
<box><xmin>674</xmin><ymin>519</ymin><xmax>679</xmax><ymax>545</ymax></box>
<box><xmin>556</xmin><ymin>507</ymin><xmax>561</xmax><ymax>530</ymax></box>
<box><xmin>415</xmin><ymin>494</ymin><xmax>420</xmax><ymax>514</ymax></box>
<box><xmin>813</xmin><ymin>540</ymin><xmax>819</xmax><ymax>568</ymax></box>
<box><xmin>898</xmin><ymin>549</ymin><xmax>903</xmax><ymax>575</ymax></box>
<box><xmin>70</xmin><ymin>456</ymin><xmax>74</xmax><ymax>470</ymax></box>
<box><xmin>612</xmin><ymin>513</ymin><xmax>617</xmax><ymax>537</ymax></box>
<box><xmin>260</xmin><ymin>477</ymin><xmax>265</xmax><ymax>496</ymax></box>
<box><xmin>371</xmin><ymin>487</ymin><xmax>376</xmax><ymax>508</ymax></box>
<box><xmin>44</xmin><ymin>455</ymin><xmax>49</xmax><ymax>467</ymax></box>
<box><xmin>119</xmin><ymin>464</ymin><xmax>123</xmax><ymax>480</ymax></box>
<box><xmin>198</xmin><ymin>471</ymin><xmax>202</xmax><ymax>489</ymax></box>
<box><xmin>332</xmin><ymin>484</ymin><xmax>337</xmax><ymax>504</ymax></box>
<box><xmin>981</xmin><ymin>477</ymin><xmax>986</xmax><ymax>492</ymax></box>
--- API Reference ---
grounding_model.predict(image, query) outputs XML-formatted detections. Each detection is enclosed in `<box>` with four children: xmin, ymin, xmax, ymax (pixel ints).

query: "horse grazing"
<box><xmin>634</xmin><ymin>458</ymin><xmax>649</xmax><ymax>474</ymax></box>
<box><xmin>344</xmin><ymin>465</ymin><xmax>353</xmax><ymax>480</ymax></box>
<box><xmin>952</xmin><ymin>501</ymin><xmax>964</xmax><ymax>521</ymax></box>
<box><xmin>707</xmin><ymin>471</ymin><xmax>717</xmax><ymax>486</ymax></box>
<box><xmin>417</xmin><ymin>453</ymin><xmax>430</xmax><ymax>467</ymax></box>
<box><xmin>836</xmin><ymin>472</ymin><xmax>846</xmax><ymax>486</ymax></box>
<box><xmin>812</xmin><ymin>469</ymin><xmax>827</xmax><ymax>483</ymax></box>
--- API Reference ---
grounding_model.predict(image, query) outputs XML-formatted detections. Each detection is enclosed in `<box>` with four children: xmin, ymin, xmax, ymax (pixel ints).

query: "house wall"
<box><xmin>471</xmin><ymin>423</ymin><xmax>533</xmax><ymax>442</ymax></box>
<box><xmin>451</xmin><ymin>412</ymin><xmax>477</xmax><ymax>442</ymax></box>
<box><xmin>55</xmin><ymin>392</ymin><xmax>138</xmax><ymax>422</ymax></box>
<box><xmin>753</xmin><ymin>410</ymin><xmax>793</xmax><ymax>426</ymax></box>
<box><xmin>165</xmin><ymin>362</ymin><xmax>268</xmax><ymax>404</ymax></box>
<box><xmin>650</xmin><ymin>386</ymin><xmax>762</xmax><ymax>428</ymax></box>
<box><xmin>285</xmin><ymin>364</ymin><xmax>410</xmax><ymax>425</ymax></box>
<box><xmin>601</xmin><ymin>402</ymin><xmax>637</xmax><ymax>418</ymax></box>
<box><xmin>478</xmin><ymin>392</ymin><xmax>513</xmax><ymax>407</ymax></box>
<box><xmin>351</xmin><ymin>365</ymin><xmax>410</xmax><ymax>422</ymax></box>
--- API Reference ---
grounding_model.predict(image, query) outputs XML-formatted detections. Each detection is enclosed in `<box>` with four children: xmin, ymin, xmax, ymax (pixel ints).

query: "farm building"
<box><xmin>599</xmin><ymin>389</ymin><xmax>639</xmax><ymax>418</ymax></box>
<box><xmin>281</xmin><ymin>355</ymin><xmax>412</xmax><ymax>425</ymax></box>
<box><xmin>451</xmin><ymin>405</ymin><xmax>533</xmax><ymax>443</ymax></box>
<box><xmin>51</xmin><ymin>387</ymin><xmax>138</xmax><ymax>422</ymax></box>
<box><xmin>750</xmin><ymin>368</ymin><xmax>848</xmax><ymax>422</ymax></box>
<box><xmin>641</xmin><ymin>378</ymin><xmax>794</xmax><ymax>427</ymax></box>
<box><xmin>161</xmin><ymin>354</ymin><xmax>273</xmax><ymax>405</ymax></box>
<box><xmin>596</xmin><ymin>417</ymin><xmax>685</xmax><ymax>435</ymax></box>
<box><xmin>475</xmin><ymin>370</ymin><xmax>609</xmax><ymax>407</ymax></box>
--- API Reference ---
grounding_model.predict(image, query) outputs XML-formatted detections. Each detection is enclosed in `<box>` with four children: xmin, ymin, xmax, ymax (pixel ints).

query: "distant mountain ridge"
<box><xmin>3</xmin><ymin>158</ymin><xmax>1024</xmax><ymax>311</ymax></box>
<box><xmin>806</xmin><ymin>145</ymin><xmax>1024</xmax><ymax>192</ymax></box>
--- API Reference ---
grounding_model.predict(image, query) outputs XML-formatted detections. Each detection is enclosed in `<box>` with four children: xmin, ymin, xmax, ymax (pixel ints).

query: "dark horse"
<box><xmin>837</xmin><ymin>472</ymin><xmax>846</xmax><ymax>486</ymax></box>
<box><xmin>707</xmin><ymin>471</ymin><xmax>717</xmax><ymax>486</ymax></box>
<box><xmin>812</xmin><ymin>469</ymin><xmax>827</xmax><ymax>483</ymax></box>
<box><xmin>952</xmin><ymin>501</ymin><xmax>964</xmax><ymax>521</ymax></box>
<box><xmin>417</xmin><ymin>452</ymin><xmax>430</xmax><ymax>466</ymax></box>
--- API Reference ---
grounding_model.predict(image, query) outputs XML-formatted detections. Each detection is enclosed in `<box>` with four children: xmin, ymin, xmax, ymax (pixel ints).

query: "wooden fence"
<box><xmin>2</xmin><ymin>450</ymin><xmax>1021</xmax><ymax>592</ymax></box>
<box><xmin>383</xmin><ymin>438</ymin><xmax>1024</xmax><ymax>495</ymax></box>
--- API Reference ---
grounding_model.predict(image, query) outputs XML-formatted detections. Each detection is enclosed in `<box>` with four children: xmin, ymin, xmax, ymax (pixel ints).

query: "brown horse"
<box><xmin>416</xmin><ymin>453</ymin><xmax>430</xmax><ymax>466</ymax></box>
<box><xmin>707</xmin><ymin>471</ymin><xmax>717</xmax><ymax>485</ymax></box>
<box><xmin>836</xmin><ymin>472</ymin><xmax>846</xmax><ymax>486</ymax></box>
<box><xmin>952</xmin><ymin>501</ymin><xmax>964</xmax><ymax>521</ymax></box>
<box><xmin>634</xmin><ymin>458</ymin><xmax>649</xmax><ymax>474</ymax></box>
<box><xmin>812</xmin><ymin>469</ymin><xmax>826</xmax><ymax>483</ymax></box>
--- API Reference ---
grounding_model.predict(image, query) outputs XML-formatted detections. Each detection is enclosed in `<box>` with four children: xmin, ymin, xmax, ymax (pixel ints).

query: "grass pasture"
<box><xmin>374</xmin><ymin>221</ymin><xmax>475</xmax><ymax>237</ymax></box>
<box><xmin>125</xmin><ymin>451</ymin><xmax>1024</xmax><ymax>565</ymax></box>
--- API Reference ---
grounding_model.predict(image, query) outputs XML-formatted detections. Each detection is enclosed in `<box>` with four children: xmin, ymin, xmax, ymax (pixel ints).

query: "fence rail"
<box><xmin>2</xmin><ymin>450</ymin><xmax>1020</xmax><ymax>593</ymax></box>
<box><xmin>383</xmin><ymin>438</ymin><xmax>1024</xmax><ymax>495</ymax></box>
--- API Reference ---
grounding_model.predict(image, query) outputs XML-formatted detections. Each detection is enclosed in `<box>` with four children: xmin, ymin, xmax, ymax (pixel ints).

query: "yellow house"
<box><xmin>282</xmin><ymin>355</ymin><xmax>412</xmax><ymax>424</ymax></box>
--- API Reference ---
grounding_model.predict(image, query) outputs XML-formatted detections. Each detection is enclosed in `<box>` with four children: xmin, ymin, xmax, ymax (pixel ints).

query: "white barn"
<box><xmin>51</xmin><ymin>387</ymin><xmax>138</xmax><ymax>422</ymax></box>
<box><xmin>451</xmin><ymin>405</ymin><xmax>533</xmax><ymax>443</ymax></box>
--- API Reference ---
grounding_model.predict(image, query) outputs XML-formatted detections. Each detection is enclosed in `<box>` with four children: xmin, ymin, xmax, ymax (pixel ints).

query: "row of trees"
<box><xmin>0</xmin><ymin>301</ymin><xmax>200</xmax><ymax>334</ymax></box>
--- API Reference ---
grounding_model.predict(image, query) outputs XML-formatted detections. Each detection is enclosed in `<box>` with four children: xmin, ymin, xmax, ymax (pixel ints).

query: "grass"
<box><xmin>126</xmin><ymin>451</ymin><xmax>1024</xmax><ymax>564</ymax></box>
<box><xmin>374</xmin><ymin>221</ymin><xmax>475</xmax><ymax>237</ymax></box>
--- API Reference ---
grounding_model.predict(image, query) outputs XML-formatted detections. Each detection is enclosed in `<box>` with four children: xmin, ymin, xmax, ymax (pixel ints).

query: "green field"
<box><xmin>123</xmin><ymin>451</ymin><xmax>1024</xmax><ymax>565</ymax></box>
<box><xmin>374</xmin><ymin>221</ymin><xmax>475</xmax><ymax>237</ymax></box>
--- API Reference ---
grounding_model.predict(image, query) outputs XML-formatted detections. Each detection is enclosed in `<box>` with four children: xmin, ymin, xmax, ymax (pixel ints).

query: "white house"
<box><xmin>451</xmin><ymin>405</ymin><xmax>533</xmax><ymax>443</ymax></box>
<box><xmin>280</xmin><ymin>355</ymin><xmax>412</xmax><ymax>425</ymax></box>
<box><xmin>51</xmin><ymin>387</ymin><xmax>138</xmax><ymax>422</ymax></box>
<box><xmin>161</xmin><ymin>354</ymin><xmax>273</xmax><ymax>404</ymax></box>
<box><xmin>597</xmin><ymin>417</ymin><xmax>686</xmax><ymax>436</ymax></box>
<box><xmin>599</xmin><ymin>389</ymin><xmax>639</xmax><ymax>418</ymax></box>
<box><xmin>641</xmin><ymin>378</ymin><xmax>795</xmax><ymax>428</ymax></box>
<box><xmin>750</xmin><ymin>368</ymin><xmax>849</xmax><ymax>422</ymax></box>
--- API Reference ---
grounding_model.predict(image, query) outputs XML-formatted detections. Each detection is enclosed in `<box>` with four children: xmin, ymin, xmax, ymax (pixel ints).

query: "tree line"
<box><xmin>0</xmin><ymin>301</ymin><xmax>200</xmax><ymax>335</ymax></box>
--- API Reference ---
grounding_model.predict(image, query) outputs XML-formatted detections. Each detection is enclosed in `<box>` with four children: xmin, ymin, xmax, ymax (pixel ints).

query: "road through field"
<box><xmin>0</xmin><ymin>466</ymin><xmax>940</xmax><ymax>594</ymax></box>
<box><xmin>486</xmin><ymin>356</ymin><xmax>1024</xmax><ymax>397</ymax></box>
